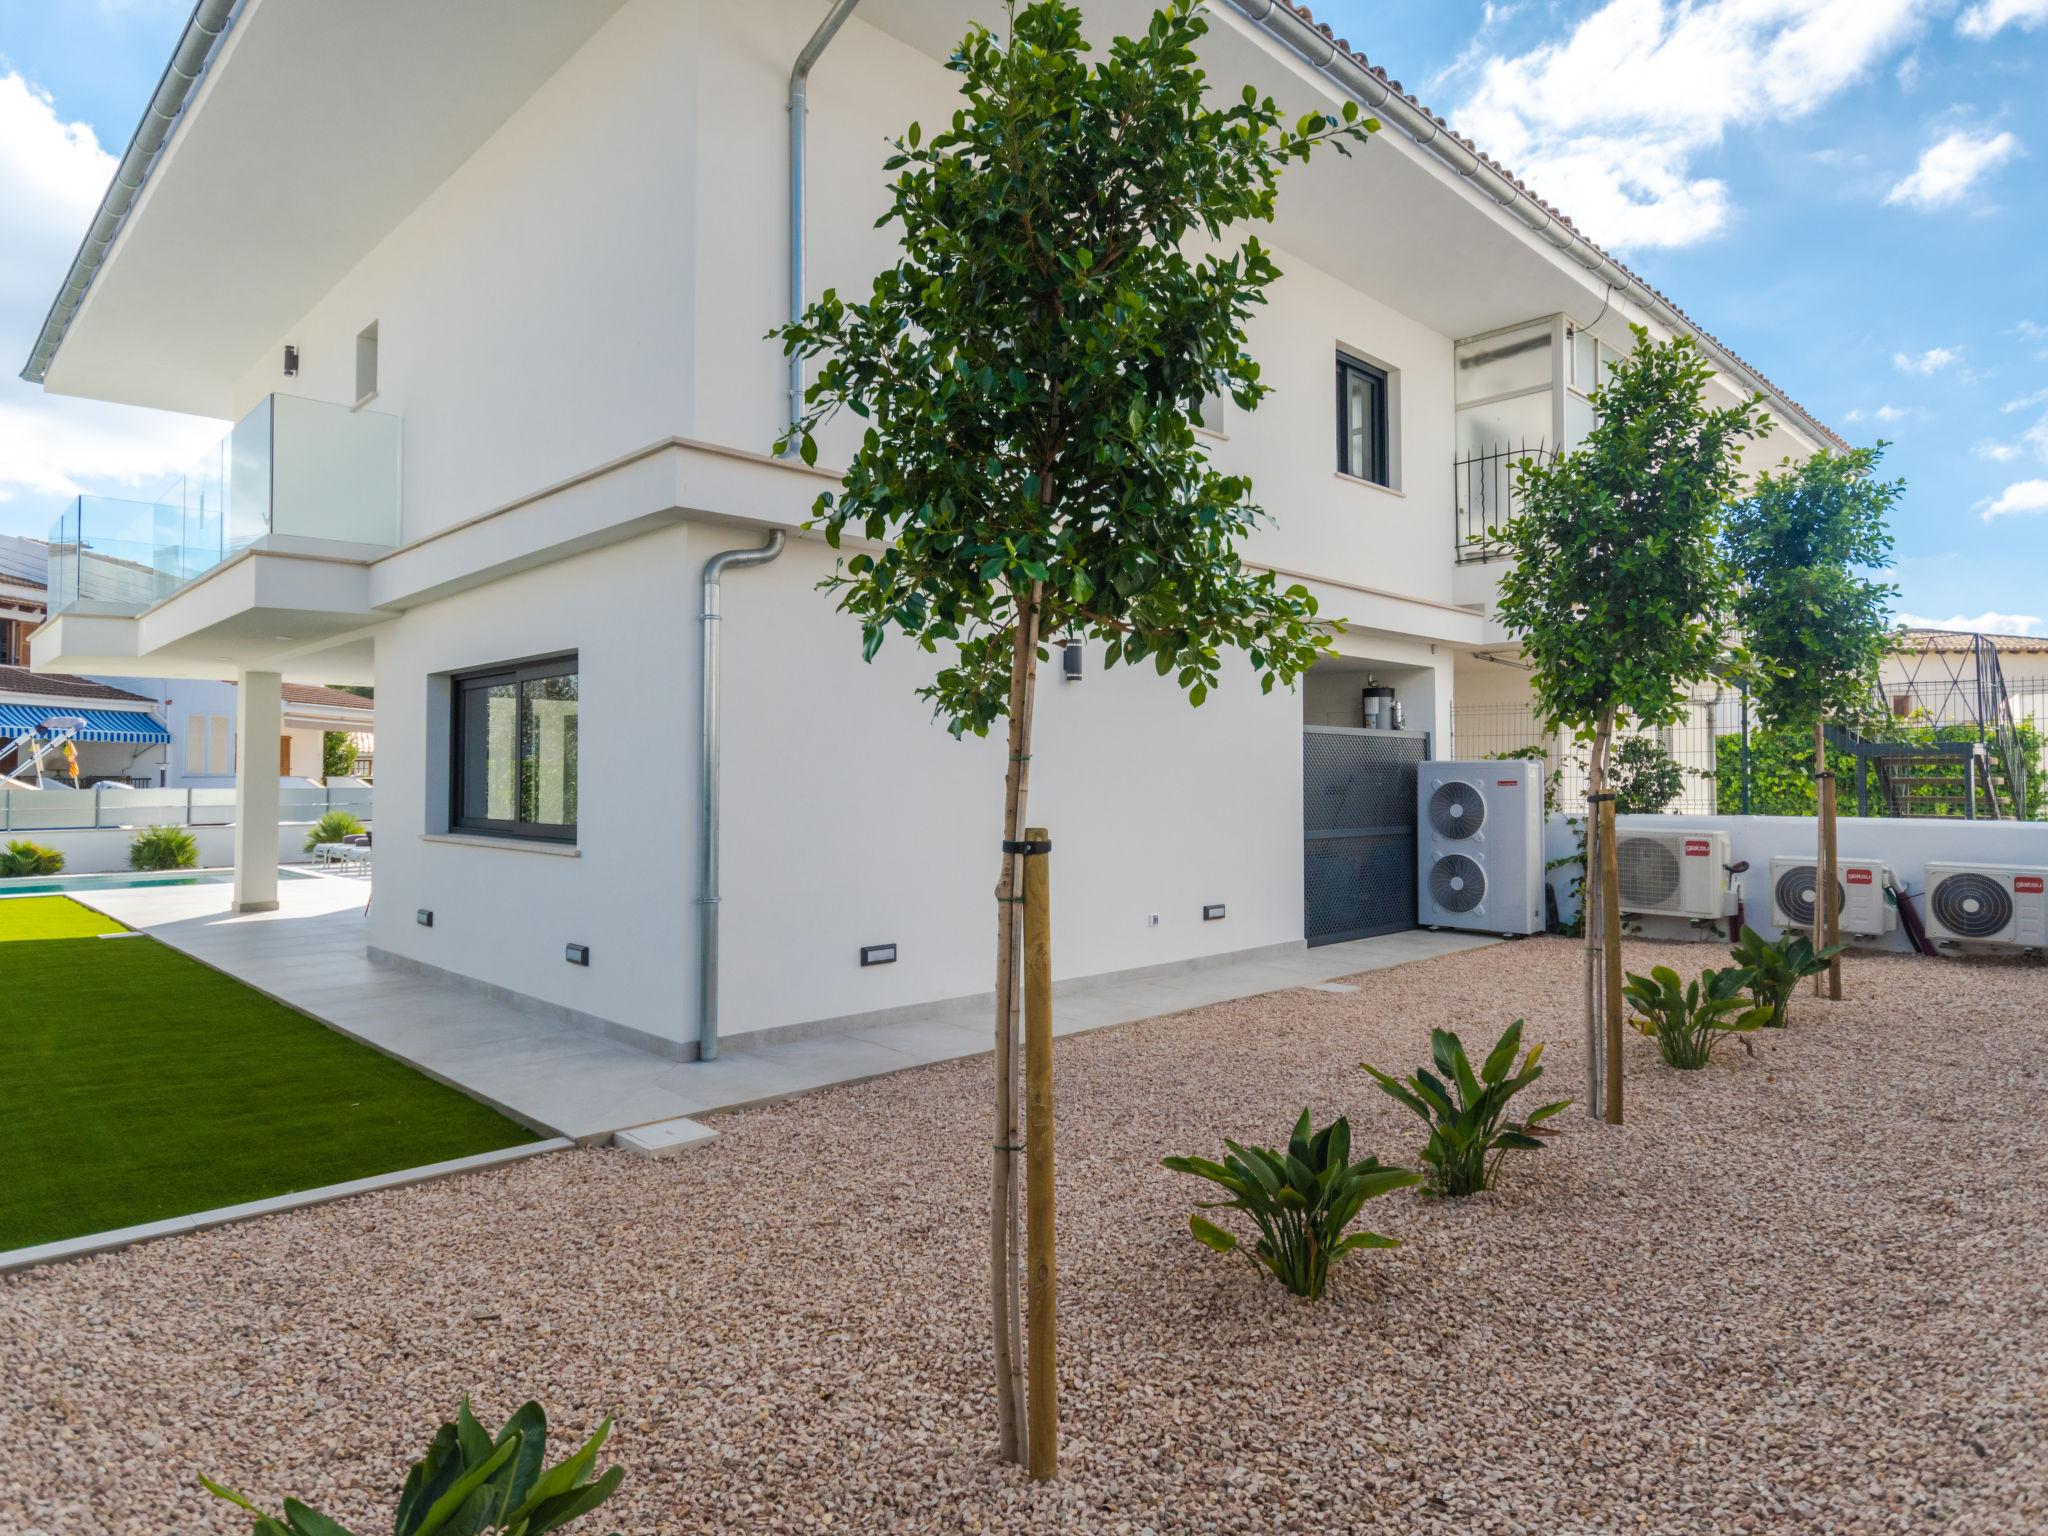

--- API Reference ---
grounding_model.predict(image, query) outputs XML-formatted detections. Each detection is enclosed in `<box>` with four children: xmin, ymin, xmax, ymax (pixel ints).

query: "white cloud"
<box><xmin>0</xmin><ymin>72</ymin><xmax>223</xmax><ymax>522</ymax></box>
<box><xmin>1893</xmin><ymin>346</ymin><xmax>1960</xmax><ymax>374</ymax></box>
<box><xmin>1451</xmin><ymin>0</ymin><xmax>1938</xmax><ymax>250</ymax></box>
<box><xmin>1979</xmin><ymin>480</ymin><xmax>2048</xmax><ymax>521</ymax></box>
<box><xmin>1874</xmin><ymin>404</ymin><xmax>1909</xmax><ymax>422</ymax></box>
<box><xmin>1957</xmin><ymin>0</ymin><xmax>2048</xmax><ymax>38</ymax></box>
<box><xmin>1885</xmin><ymin>126</ymin><xmax>2022</xmax><ymax>210</ymax></box>
<box><xmin>2005</xmin><ymin>387</ymin><xmax>2048</xmax><ymax>413</ymax></box>
<box><xmin>1895</xmin><ymin>610</ymin><xmax>2046</xmax><ymax>636</ymax></box>
<box><xmin>1895</xmin><ymin>53</ymin><xmax>1922</xmax><ymax>90</ymax></box>
<box><xmin>1976</xmin><ymin>440</ymin><xmax>2023</xmax><ymax>461</ymax></box>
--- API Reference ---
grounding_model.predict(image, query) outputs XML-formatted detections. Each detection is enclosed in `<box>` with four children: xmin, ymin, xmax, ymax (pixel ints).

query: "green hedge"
<box><xmin>1716</xmin><ymin>720</ymin><xmax>2044</xmax><ymax>819</ymax></box>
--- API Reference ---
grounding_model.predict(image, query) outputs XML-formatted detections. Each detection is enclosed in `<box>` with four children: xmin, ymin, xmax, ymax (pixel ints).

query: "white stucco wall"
<box><xmin>367</xmin><ymin>520</ymin><xmax>1306</xmax><ymax>1048</ymax></box>
<box><xmin>1544</xmin><ymin>811</ymin><xmax>2048</xmax><ymax>953</ymax></box>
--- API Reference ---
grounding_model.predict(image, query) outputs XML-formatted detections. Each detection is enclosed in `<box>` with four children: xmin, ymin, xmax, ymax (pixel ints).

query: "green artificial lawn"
<box><xmin>0</xmin><ymin>898</ymin><xmax>537</xmax><ymax>1251</ymax></box>
<box><xmin>0</xmin><ymin>894</ymin><xmax>129</xmax><ymax>941</ymax></box>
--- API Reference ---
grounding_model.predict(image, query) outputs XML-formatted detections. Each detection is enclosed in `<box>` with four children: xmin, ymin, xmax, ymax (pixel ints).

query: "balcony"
<box><xmin>1453</xmin><ymin>443</ymin><xmax>1554</xmax><ymax>564</ymax></box>
<box><xmin>48</xmin><ymin>394</ymin><xmax>400</xmax><ymax>616</ymax></box>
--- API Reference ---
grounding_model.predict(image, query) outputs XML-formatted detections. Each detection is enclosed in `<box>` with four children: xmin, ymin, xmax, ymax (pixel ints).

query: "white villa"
<box><xmin>22</xmin><ymin>0</ymin><xmax>1837</xmax><ymax>1060</ymax></box>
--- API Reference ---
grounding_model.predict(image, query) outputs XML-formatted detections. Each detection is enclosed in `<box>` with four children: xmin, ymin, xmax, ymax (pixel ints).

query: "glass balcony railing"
<box><xmin>47</xmin><ymin>393</ymin><xmax>400</xmax><ymax>615</ymax></box>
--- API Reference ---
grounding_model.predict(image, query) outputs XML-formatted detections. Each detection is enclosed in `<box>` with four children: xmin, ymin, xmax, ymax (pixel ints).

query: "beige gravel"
<box><xmin>4</xmin><ymin>937</ymin><xmax>2046</xmax><ymax>1535</ymax></box>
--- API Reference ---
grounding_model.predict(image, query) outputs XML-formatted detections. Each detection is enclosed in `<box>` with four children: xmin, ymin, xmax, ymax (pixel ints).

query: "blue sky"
<box><xmin>1</xmin><ymin>0</ymin><xmax>2044</xmax><ymax>631</ymax></box>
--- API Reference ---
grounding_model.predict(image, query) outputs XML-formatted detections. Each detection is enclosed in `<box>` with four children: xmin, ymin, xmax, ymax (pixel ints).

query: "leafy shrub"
<box><xmin>303</xmin><ymin>809</ymin><xmax>366</xmax><ymax>853</ymax></box>
<box><xmin>1623</xmin><ymin>964</ymin><xmax>1770</xmax><ymax>1069</ymax></box>
<box><xmin>0</xmin><ymin>840</ymin><xmax>63</xmax><ymax>877</ymax></box>
<box><xmin>1609</xmin><ymin>734</ymin><xmax>1689</xmax><ymax>815</ymax></box>
<box><xmin>323</xmin><ymin>730</ymin><xmax>359</xmax><ymax>780</ymax></box>
<box><xmin>1728</xmin><ymin>928</ymin><xmax>1844</xmax><ymax>1029</ymax></box>
<box><xmin>204</xmin><ymin>1397</ymin><xmax>622</xmax><ymax>1536</ymax></box>
<box><xmin>129</xmin><ymin>824</ymin><xmax>199</xmax><ymax>872</ymax></box>
<box><xmin>1362</xmin><ymin>1020</ymin><xmax>1571</xmax><ymax>1197</ymax></box>
<box><xmin>1163</xmin><ymin>1110</ymin><xmax>1419</xmax><ymax>1300</ymax></box>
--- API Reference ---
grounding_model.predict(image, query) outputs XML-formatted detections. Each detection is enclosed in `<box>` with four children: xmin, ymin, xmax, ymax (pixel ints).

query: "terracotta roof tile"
<box><xmin>0</xmin><ymin>666</ymin><xmax>153</xmax><ymax>703</ymax></box>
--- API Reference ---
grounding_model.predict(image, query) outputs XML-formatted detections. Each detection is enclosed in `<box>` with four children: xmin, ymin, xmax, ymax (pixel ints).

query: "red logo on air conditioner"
<box><xmin>1497</xmin><ymin>780</ymin><xmax>1518</xmax><ymax>787</ymax></box>
<box><xmin>1846</xmin><ymin>868</ymin><xmax>1873</xmax><ymax>885</ymax></box>
<box><xmin>1684</xmin><ymin>839</ymin><xmax>1711</xmax><ymax>857</ymax></box>
<box><xmin>2017</xmin><ymin>876</ymin><xmax>2046</xmax><ymax>894</ymax></box>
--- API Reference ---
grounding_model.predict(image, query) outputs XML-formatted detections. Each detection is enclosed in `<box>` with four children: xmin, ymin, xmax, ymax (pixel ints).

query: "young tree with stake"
<box><xmin>1725</xmin><ymin>446</ymin><xmax>1900</xmax><ymax>1001</ymax></box>
<box><xmin>1494</xmin><ymin>328</ymin><xmax>1764</xmax><ymax>1124</ymax></box>
<box><xmin>773</xmin><ymin>0</ymin><xmax>1369</xmax><ymax>1471</ymax></box>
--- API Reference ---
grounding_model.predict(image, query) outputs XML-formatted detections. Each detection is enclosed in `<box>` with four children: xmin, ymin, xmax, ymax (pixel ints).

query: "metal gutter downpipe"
<box><xmin>697</xmin><ymin>530</ymin><xmax>787</xmax><ymax>1060</ymax></box>
<box><xmin>1220</xmin><ymin>0</ymin><xmax>1825</xmax><ymax>443</ymax></box>
<box><xmin>21</xmin><ymin>0</ymin><xmax>239</xmax><ymax>382</ymax></box>
<box><xmin>786</xmin><ymin>0</ymin><xmax>865</xmax><ymax>448</ymax></box>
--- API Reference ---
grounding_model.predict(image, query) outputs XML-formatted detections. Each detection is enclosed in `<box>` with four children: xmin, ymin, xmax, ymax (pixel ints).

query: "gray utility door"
<box><xmin>1303</xmin><ymin>725</ymin><xmax>1428</xmax><ymax>946</ymax></box>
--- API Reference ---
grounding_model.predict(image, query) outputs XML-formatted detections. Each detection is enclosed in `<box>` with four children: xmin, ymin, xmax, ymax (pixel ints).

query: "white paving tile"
<box><xmin>82</xmin><ymin>879</ymin><xmax>1498</xmax><ymax>1140</ymax></box>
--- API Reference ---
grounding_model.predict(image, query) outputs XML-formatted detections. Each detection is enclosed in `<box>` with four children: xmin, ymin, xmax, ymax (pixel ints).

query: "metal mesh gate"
<box><xmin>1303</xmin><ymin>726</ymin><xmax>1426</xmax><ymax>945</ymax></box>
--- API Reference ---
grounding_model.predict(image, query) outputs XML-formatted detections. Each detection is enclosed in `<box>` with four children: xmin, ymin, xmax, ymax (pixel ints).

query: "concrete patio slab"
<box><xmin>79</xmin><ymin>873</ymin><xmax>1500</xmax><ymax>1144</ymax></box>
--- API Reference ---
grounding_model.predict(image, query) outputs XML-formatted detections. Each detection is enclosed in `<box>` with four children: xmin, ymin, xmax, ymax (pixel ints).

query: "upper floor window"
<box><xmin>1336</xmin><ymin>353</ymin><xmax>1390</xmax><ymax>486</ymax></box>
<box><xmin>452</xmin><ymin>654</ymin><xmax>579</xmax><ymax>841</ymax></box>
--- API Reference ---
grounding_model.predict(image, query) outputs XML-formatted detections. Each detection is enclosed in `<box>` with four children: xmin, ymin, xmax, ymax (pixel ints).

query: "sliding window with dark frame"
<box><xmin>1335</xmin><ymin>353</ymin><xmax>1390</xmax><ymax>486</ymax></box>
<box><xmin>451</xmin><ymin>654</ymin><xmax>579</xmax><ymax>842</ymax></box>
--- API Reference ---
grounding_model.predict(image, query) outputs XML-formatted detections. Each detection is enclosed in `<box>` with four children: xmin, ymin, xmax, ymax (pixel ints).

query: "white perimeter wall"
<box><xmin>368</xmin><ymin>524</ymin><xmax>1304</xmax><ymax>1047</ymax></box>
<box><xmin>1546</xmin><ymin>811</ymin><xmax>2048</xmax><ymax>952</ymax></box>
<box><xmin>6</xmin><ymin>825</ymin><xmax>329</xmax><ymax>876</ymax></box>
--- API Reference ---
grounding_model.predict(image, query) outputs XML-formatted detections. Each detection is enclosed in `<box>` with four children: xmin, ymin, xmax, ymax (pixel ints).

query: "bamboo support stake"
<box><xmin>1822</xmin><ymin>758</ymin><xmax>1843</xmax><ymax>1001</ymax></box>
<box><xmin>1022</xmin><ymin>825</ymin><xmax>1057</xmax><ymax>1482</ymax></box>
<box><xmin>1599</xmin><ymin>789</ymin><xmax>1624</xmax><ymax>1126</ymax></box>
<box><xmin>988</xmin><ymin>590</ymin><xmax>1040</xmax><ymax>1466</ymax></box>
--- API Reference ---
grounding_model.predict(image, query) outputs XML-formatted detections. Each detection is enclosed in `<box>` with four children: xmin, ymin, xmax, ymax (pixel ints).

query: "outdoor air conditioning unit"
<box><xmin>1613</xmin><ymin>828</ymin><xmax>1731</xmax><ymax>920</ymax></box>
<box><xmin>1768</xmin><ymin>856</ymin><xmax>1898</xmax><ymax>937</ymax></box>
<box><xmin>1416</xmin><ymin>758</ymin><xmax>1545</xmax><ymax>936</ymax></box>
<box><xmin>1921</xmin><ymin>863</ymin><xmax>2048</xmax><ymax>949</ymax></box>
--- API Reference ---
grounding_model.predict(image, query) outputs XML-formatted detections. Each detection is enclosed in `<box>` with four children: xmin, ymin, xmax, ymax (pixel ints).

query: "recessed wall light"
<box><xmin>860</xmin><ymin>943</ymin><xmax>897</xmax><ymax>966</ymax></box>
<box><xmin>565</xmin><ymin>943</ymin><xmax>590</xmax><ymax>967</ymax></box>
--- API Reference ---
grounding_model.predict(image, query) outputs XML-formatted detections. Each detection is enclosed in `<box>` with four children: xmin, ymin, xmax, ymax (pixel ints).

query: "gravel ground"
<box><xmin>4</xmin><ymin>937</ymin><xmax>2045</xmax><ymax>1535</ymax></box>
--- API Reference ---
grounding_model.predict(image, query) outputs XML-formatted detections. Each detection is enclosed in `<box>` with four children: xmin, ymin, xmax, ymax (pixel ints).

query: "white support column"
<box><xmin>233</xmin><ymin>669</ymin><xmax>282</xmax><ymax>913</ymax></box>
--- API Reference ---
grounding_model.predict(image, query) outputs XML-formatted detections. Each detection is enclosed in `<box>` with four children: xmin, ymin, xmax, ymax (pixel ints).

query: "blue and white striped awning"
<box><xmin>0</xmin><ymin>704</ymin><xmax>171</xmax><ymax>744</ymax></box>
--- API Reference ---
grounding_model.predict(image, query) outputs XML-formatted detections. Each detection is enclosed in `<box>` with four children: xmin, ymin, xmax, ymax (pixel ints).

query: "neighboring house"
<box><xmin>0</xmin><ymin>537</ymin><xmax>47</xmax><ymax>668</ymax></box>
<box><xmin>269</xmin><ymin>683</ymin><xmax>376</xmax><ymax>780</ymax></box>
<box><xmin>1883</xmin><ymin>629</ymin><xmax>2048</xmax><ymax>726</ymax></box>
<box><xmin>19</xmin><ymin>1</ymin><xmax>1835</xmax><ymax>1052</ymax></box>
<box><xmin>0</xmin><ymin>666</ymin><xmax>171</xmax><ymax>786</ymax></box>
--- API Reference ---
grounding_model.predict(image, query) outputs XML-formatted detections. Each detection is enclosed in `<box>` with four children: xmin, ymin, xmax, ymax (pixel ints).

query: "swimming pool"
<box><xmin>0</xmin><ymin>868</ymin><xmax>319</xmax><ymax>897</ymax></box>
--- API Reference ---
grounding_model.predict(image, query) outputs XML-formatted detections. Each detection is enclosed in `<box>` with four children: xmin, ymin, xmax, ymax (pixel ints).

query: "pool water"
<box><xmin>0</xmin><ymin>868</ymin><xmax>318</xmax><ymax>897</ymax></box>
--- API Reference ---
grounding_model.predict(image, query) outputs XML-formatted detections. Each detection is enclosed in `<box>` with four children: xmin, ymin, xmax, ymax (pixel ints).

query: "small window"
<box><xmin>1336</xmin><ymin>354</ymin><xmax>1390</xmax><ymax>486</ymax></box>
<box><xmin>451</xmin><ymin>654</ymin><xmax>579</xmax><ymax>841</ymax></box>
<box><xmin>355</xmin><ymin>321</ymin><xmax>379</xmax><ymax>404</ymax></box>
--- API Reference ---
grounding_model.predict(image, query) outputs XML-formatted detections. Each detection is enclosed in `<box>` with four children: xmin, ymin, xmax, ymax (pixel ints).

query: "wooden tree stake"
<box><xmin>1022</xmin><ymin>824</ymin><xmax>1057</xmax><ymax>1482</ymax></box>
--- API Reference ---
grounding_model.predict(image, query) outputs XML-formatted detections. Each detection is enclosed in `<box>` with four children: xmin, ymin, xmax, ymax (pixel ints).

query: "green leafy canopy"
<box><xmin>772</xmin><ymin>0</ymin><xmax>1376</xmax><ymax>736</ymax></box>
<box><xmin>1493</xmin><ymin>326</ymin><xmax>1767</xmax><ymax>742</ymax></box>
<box><xmin>1724</xmin><ymin>443</ymin><xmax>1901</xmax><ymax>733</ymax></box>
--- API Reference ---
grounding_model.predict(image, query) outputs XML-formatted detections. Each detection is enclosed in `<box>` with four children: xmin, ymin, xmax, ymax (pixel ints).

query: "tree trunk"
<box><xmin>988</xmin><ymin>585</ymin><xmax>1041</xmax><ymax>1466</ymax></box>
<box><xmin>1581</xmin><ymin>776</ymin><xmax>1602</xmax><ymax>1122</ymax></box>
<box><xmin>1814</xmin><ymin>719</ymin><xmax>1843</xmax><ymax>1000</ymax></box>
<box><xmin>1592</xmin><ymin>713</ymin><xmax>1623</xmax><ymax>1125</ymax></box>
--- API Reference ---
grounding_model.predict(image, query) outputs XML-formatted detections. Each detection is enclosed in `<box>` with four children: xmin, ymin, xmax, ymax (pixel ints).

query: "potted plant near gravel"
<box><xmin>204</xmin><ymin>1397</ymin><xmax>624</xmax><ymax>1536</ymax></box>
<box><xmin>1163</xmin><ymin>1109</ymin><xmax>1419</xmax><ymax>1300</ymax></box>
<box><xmin>1361</xmin><ymin>1020</ymin><xmax>1572</xmax><ymax>1197</ymax></box>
